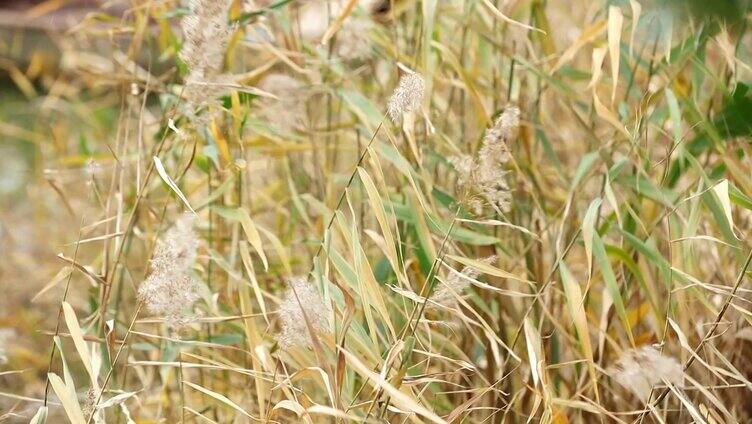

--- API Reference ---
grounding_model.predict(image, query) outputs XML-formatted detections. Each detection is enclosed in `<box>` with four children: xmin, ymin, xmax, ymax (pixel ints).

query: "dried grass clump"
<box><xmin>6</xmin><ymin>0</ymin><xmax>752</xmax><ymax>422</ymax></box>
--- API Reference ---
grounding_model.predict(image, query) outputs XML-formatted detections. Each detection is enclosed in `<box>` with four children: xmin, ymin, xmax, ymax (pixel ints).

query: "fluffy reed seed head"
<box><xmin>448</xmin><ymin>154</ymin><xmax>474</xmax><ymax>188</ymax></box>
<box><xmin>180</xmin><ymin>0</ymin><xmax>233</xmax><ymax>80</ymax></box>
<box><xmin>150</xmin><ymin>213</ymin><xmax>199</xmax><ymax>272</ymax></box>
<box><xmin>138</xmin><ymin>213</ymin><xmax>201</xmax><ymax>329</ymax></box>
<box><xmin>432</xmin><ymin>256</ymin><xmax>496</xmax><ymax>307</ymax></box>
<box><xmin>139</xmin><ymin>273</ymin><xmax>201</xmax><ymax>328</ymax></box>
<box><xmin>180</xmin><ymin>0</ymin><xmax>234</xmax><ymax>115</ymax></box>
<box><xmin>277</xmin><ymin>278</ymin><xmax>331</xmax><ymax>349</ymax></box>
<box><xmin>387</xmin><ymin>71</ymin><xmax>425</xmax><ymax>121</ymax></box>
<box><xmin>476</xmin><ymin>106</ymin><xmax>519</xmax><ymax>213</ymax></box>
<box><xmin>484</xmin><ymin>105</ymin><xmax>520</xmax><ymax>150</ymax></box>
<box><xmin>609</xmin><ymin>345</ymin><xmax>684</xmax><ymax>400</ymax></box>
<box><xmin>452</xmin><ymin>105</ymin><xmax>520</xmax><ymax>215</ymax></box>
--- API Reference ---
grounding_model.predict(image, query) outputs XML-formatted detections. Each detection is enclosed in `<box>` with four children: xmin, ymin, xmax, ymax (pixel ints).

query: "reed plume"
<box><xmin>387</xmin><ymin>71</ymin><xmax>425</xmax><ymax>122</ymax></box>
<box><xmin>277</xmin><ymin>278</ymin><xmax>331</xmax><ymax>349</ymax></box>
<box><xmin>451</xmin><ymin>105</ymin><xmax>520</xmax><ymax>215</ymax></box>
<box><xmin>432</xmin><ymin>256</ymin><xmax>497</xmax><ymax>307</ymax></box>
<box><xmin>138</xmin><ymin>213</ymin><xmax>201</xmax><ymax>329</ymax></box>
<box><xmin>180</xmin><ymin>0</ymin><xmax>234</xmax><ymax>115</ymax></box>
<box><xmin>609</xmin><ymin>345</ymin><xmax>684</xmax><ymax>401</ymax></box>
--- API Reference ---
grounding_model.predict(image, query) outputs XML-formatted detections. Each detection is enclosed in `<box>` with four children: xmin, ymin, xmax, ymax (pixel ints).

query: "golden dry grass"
<box><xmin>1</xmin><ymin>0</ymin><xmax>752</xmax><ymax>423</ymax></box>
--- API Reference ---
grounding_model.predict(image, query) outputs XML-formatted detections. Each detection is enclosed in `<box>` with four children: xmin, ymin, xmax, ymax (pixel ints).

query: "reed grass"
<box><xmin>1</xmin><ymin>0</ymin><xmax>752</xmax><ymax>422</ymax></box>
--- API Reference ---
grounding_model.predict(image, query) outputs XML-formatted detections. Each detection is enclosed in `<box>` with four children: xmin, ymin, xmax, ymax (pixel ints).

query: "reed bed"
<box><xmin>1</xmin><ymin>0</ymin><xmax>752</xmax><ymax>422</ymax></box>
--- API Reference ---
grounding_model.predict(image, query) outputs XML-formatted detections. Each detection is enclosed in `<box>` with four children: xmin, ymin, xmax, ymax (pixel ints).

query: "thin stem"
<box><xmin>86</xmin><ymin>302</ymin><xmax>143</xmax><ymax>424</ymax></box>
<box><xmin>310</xmin><ymin>119</ymin><xmax>385</xmax><ymax>267</ymax></box>
<box><xmin>43</xmin><ymin>219</ymin><xmax>84</xmax><ymax>406</ymax></box>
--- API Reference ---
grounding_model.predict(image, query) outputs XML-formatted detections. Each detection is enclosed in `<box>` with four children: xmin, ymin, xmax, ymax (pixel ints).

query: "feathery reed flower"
<box><xmin>277</xmin><ymin>278</ymin><xmax>331</xmax><ymax>349</ymax></box>
<box><xmin>387</xmin><ymin>71</ymin><xmax>425</xmax><ymax>121</ymax></box>
<box><xmin>138</xmin><ymin>213</ymin><xmax>201</xmax><ymax>329</ymax></box>
<box><xmin>609</xmin><ymin>345</ymin><xmax>684</xmax><ymax>400</ymax></box>
<box><xmin>448</xmin><ymin>154</ymin><xmax>474</xmax><ymax>187</ymax></box>
<box><xmin>150</xmin><ymin>213</ymin><xmax>200</xmax><ymax>272</ymax></box>
<box><xmin>432</xmin><ymin>256</ymin><xmax>496</xmax><ymax>307</ymax></box>
<box><xmin>483</xmin><ymin>105</ymin><xmax>520</xmax><ymax>148</ymax></box>
<box><xmin>180</xmin><ymin>0</ymin><xmax>232</xmax><ymax>81</ymax></box>
<box><xmin>180</xmin><ymin>0</ymin><xmax>234</xmax><ymax>114</ymax></box>
<box><xmin>451</xmin><ymin>105</ymin><xmax>520</xmax><ymax>215</ymax></box>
